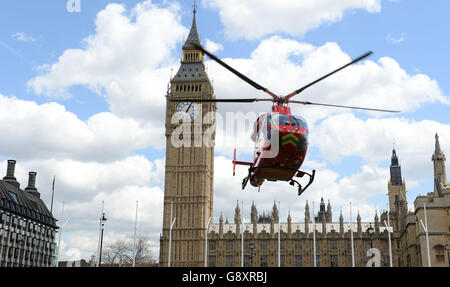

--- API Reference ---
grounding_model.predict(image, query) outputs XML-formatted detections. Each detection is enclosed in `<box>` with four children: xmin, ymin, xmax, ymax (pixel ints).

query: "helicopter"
<box><xmin>172</xmin><ymin>43</ymin><xmax>399</xmax><ymax>196</ymax></box>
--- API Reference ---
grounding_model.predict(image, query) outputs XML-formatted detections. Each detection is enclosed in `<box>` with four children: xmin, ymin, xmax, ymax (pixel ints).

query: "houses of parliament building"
<box><xmin>159</xmin><ymin>8</ymin><xmax>450</xmax><ymax>267</ymax></box>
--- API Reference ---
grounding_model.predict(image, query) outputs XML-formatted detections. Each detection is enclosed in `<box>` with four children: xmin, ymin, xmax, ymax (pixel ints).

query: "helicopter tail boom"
<box><xmin>232</xmin><ymin>148</ymin><xmax>252</xmax><ymax>176</ymax></box>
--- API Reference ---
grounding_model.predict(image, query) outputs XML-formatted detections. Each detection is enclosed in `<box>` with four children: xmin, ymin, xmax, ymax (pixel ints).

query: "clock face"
<box><xmin>175</xmin><ymin>101</ymin><xmax>200</xmax><ymax>121</ymax></box>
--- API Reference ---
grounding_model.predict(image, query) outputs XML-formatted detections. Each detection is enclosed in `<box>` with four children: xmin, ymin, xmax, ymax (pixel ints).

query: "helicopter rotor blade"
<box><xmin>193</xmin><ymin>43</ymin><xmax>280</xmax><ymax>101</ymax></box>
<box><xmin>170</xmin><ymin>98</ymin><xmax>256</xmax><ymax>103</ymax></box>
<box><xmin>288</xmin><ymin>100</ymin><xmax>400</xmax><ymax>113</ymax></box>
<box><xmin>169</xmin><ymin>98</ymin><xmax>274</xmax><ymax>103</ymax></box>
<box><xmin>283</xmin><ymin>51</ymin><xmax>373</xmax><ymax>102</ymax></box>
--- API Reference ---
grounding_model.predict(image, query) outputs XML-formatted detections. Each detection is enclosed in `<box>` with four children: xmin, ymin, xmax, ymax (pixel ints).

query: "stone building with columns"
<box><xmin>0</xmin><ymin>160</ymin><xmax>58</xmax><ymax>267</ymax></box>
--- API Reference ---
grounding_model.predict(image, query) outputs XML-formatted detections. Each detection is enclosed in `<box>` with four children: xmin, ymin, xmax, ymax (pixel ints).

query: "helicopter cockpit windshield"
<box><xmin>270</xmin><ymin>114</ymin><xmax>308</xmax><ymax>130</ymax></box>
<box><xmin>252</xmin><ymin>113</ymin><xmax>309</xmax><ymax>142</ymax></box>
<box><xmin>270</xmin><ymin>113</ymin><xmax>289</xmax><ymax>126</ymax></box>
<box><xmin>289</xmin><ymin>115</ymin><xmax>308</xmax><ymax>130</ymax></box>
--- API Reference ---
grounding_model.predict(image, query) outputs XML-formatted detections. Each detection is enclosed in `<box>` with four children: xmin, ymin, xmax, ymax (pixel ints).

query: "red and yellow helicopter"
<box><xmin>175</xmin><ymin>44</ymin><xmax>399</xmax><ymax>196</ymax></box>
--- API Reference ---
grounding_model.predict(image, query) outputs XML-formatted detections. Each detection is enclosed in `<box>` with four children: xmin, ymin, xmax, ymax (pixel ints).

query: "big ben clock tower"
<box><xmin>159</xmin><ymin>6</ymin><xmax>216</xmax><ymax>267</ymax></box>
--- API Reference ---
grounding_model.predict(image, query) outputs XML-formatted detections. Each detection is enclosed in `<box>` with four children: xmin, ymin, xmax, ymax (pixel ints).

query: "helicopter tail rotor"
<box><xmin>233</xmin><ymin>148</ymin><xmax>237</xmax><ymax>176</ymax></box>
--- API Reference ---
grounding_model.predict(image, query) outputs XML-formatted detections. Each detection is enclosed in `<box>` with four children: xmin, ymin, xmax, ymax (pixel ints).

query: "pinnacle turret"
<box><xmin>432</xmin><ymin>133</ymin><xmax>447</xmax><ymax>195</ymax></box>
<box><xmin>434</xmin><ymin>133</ymin><xmax>443</xmax><ymax>156</ymax></box>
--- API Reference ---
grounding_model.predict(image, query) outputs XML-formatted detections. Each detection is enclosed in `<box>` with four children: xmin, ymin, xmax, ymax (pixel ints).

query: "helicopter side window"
<box><xmin>256</xmin><ymin>115</ymin><xmax>271</xmax><ymax>141</ymax></box>
<box><xmin>265</xmin><ymin>114</ymin><xmax>272</xmax><ymax>140</ymax></box>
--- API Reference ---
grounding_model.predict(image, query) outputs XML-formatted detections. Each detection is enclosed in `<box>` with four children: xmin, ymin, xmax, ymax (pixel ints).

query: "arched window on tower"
<box><xmin>434</xmin><ymin>245</ymin><xmax>445</xmax><ymax>263</ymax></box>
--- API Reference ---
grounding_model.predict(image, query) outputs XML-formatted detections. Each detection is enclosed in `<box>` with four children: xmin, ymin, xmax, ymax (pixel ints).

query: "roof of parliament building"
<box><xmin>0</xmin><ymin>160</ymin><xmax>57</xmax><ymax>228</ymax></box>
<box><xmin>209</xmin><ymin>200</ymin><xmax>392</xmax><ymax>235</ymax></box>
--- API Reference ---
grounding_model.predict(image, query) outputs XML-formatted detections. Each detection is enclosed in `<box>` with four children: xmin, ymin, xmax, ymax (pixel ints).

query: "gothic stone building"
<box><xmin>383</xmin><ymin>133</ymin><xmax>450</xmax><ymax>267</ymax></box>
<box><xmin>0</xmin><ymin>160</ymin><xmax>58</xmax><ymax>267</ymax></box>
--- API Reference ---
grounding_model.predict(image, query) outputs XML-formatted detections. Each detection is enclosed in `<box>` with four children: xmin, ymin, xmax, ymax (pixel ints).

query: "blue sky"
<box><xmin>0</xmin><ymin>0</ymin><xmax>449</xmax><ymax>261</ymax></box>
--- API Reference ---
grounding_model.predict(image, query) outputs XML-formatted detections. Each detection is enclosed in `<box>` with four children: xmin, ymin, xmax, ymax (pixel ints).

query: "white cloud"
<box><xmin>205</xmin><ymin>0</ymin><xmax>382</xmax><ymax>39</ymax></box>
<box><xmin>387</xmin><ymin>32</ymin><xmax>406</xmax><ymax>44</ymax></box>
<box><xmin>12</xmin><ymin>32</ymin><xmax>38</xmax><ymax>43</ymax></box>
<box><xmin>204</xmin><ymin>38</ymin><xmax>223</xmax><ymax>53</ymax></box>
<box><xmin>0</xmin><ymin>94</ymin><xmax>164</xmax><ymax>161</ymax></box>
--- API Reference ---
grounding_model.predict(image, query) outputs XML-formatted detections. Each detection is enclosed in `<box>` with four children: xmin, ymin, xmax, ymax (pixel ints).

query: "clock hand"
<box><xmin>186</xmin><ymin>102</ymin><xmax>193</xmax><ymax>113</ymax></box>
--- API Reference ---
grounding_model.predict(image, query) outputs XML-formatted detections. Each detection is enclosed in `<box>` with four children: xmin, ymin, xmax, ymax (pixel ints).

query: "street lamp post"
<box><xmin>367</xmin><ymin>223</ymin><xmax>375</xmax><ymax>267</ymax></box>
<box><xmin>98</xmin><ymin>212</ymin><xmax>107</xmax><ymax>267</ymax></box>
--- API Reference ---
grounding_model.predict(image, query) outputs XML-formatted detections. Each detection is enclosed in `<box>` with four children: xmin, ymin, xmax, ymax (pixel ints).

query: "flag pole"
<box><xmin>96</xmin><ymin>201</ymin><xmax>104</xmax><ymax>267</ymax></box>
<box><xmin>56</xmin><ymin>201</ymin><xmax>65</xmax><ymax>267</ymax></box>
<box><xmin>386</xmin><ymin>204</ymin><xmax>393</xmax><ymax>267</ymax></box>
<box><xmin>350</xmin><ymin>202</ymin><xmax>355</xmax><ymax>267</ymax></box>
<box><xmin>241</xmin><ymin>201</ymin><xmax>244</xmax><ymax>267</ymax></box>
<box><xmin>313</xmin><ymin>201</ymin><xmax>316</xmax><ymax>267</ymax></box>
<box><xmin>278</xmin><ymin>201</ymin><xmax>281</xmax><ymax>267</ymax></box>
<box><xmin>420</xmin><ymin>203</ymin><xmax>431</xmax><ymax>267</ymax></box>
<box><xmin>50</xmin><ymin>176</ymin><xmax>55</xmax><ymax>214</ymax></box>
<box><xmin>168</xmin><ymin>201</ymin><xmax>175</xmax><ymax>267</ymax></box>
<box><xmin>204</xmin><ymin>200</ymin><xmax>211</xmax><ymax>267</ymax></box>
<box><xmin>204</xmin><ymin>215</ymin><xmax>211</xmax><ymax>267</ymax></box>
<box><xmin>133</xmin><ymin>200</ymin><xmax>139</xmax><ymax>267</ymax></box>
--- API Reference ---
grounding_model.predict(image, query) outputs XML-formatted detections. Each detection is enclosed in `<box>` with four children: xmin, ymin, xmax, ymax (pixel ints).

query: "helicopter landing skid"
<box><xmin>241</xmin><ymin>165</ymin><xmax>254</xmax><ymax>190</ymax></box>
<box><xmin>290</xmin><ymin>169</ymin><xmax>316</xmax><ymax>196</ymax></box>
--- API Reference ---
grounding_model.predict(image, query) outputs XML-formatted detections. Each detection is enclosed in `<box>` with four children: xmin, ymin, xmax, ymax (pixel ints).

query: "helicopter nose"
<box><xmin>297</xmin><ymin>133</ymin><xmax>308</xmax><ymax>151</ymax></box>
